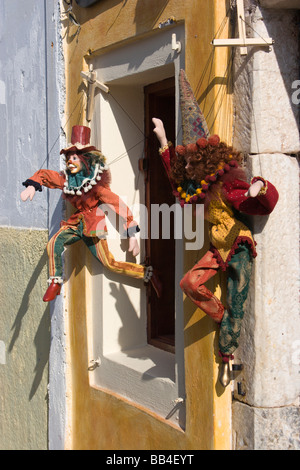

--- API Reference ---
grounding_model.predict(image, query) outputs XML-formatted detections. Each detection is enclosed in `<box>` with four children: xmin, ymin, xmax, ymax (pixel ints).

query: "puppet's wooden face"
<box><xmin>66</xmin><ymin>152</ymin><xmax>83</xmax><ymax>174</ymax></box>
<box><xmin>184</xmin><ymin>155</ymin><xmax>198</xmax><ymax>180</ymax></box>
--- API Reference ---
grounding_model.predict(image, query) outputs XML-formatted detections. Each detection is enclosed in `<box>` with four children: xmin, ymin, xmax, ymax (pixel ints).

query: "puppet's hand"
<box><xmin>21</xmin><ymin>186</ymin><xmax>36</xmax><ymax>201</ymax></box>
<box><xmin>128</xmin><ymin>236</ymin><xmax>140</xmax><ymax>257</ymax></box>
<box><xmin>152</xmin><ymin>118</ymin><xmax>168</xmax><ymax>148</ymax></box>
<box><xmin>245</xmin><ymin>180</ymin><xmax>264</xmax><ymax>198</ymax></box>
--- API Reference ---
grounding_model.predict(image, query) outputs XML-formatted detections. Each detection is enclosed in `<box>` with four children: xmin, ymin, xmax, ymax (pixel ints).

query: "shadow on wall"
<box><xmin>71</xmin><ymin>0</ymin><xmax>169</xmax><ymax>31</ymax></box>
<box><xmin>134</xmin><ymin>0</ymin><xmax>169</xmax><ymax>33</ymax></box>
<box><xmin>232</xmin><ymin>7</ymin><xmax>300</xmax><ymax>149</ymax></box>
<box><xmin>262</xmin><ymin>9</ymin><xmax>300</xmax><ymax>130</ymax></box>
<box><xmin>8</xmin><ymin>249</ymin><xmax>50</xmax><ymax>401</ymax></box>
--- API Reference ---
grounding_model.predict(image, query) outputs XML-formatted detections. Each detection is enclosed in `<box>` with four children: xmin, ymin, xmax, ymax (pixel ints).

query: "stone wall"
<box><xmin>232</xmin><ymin>3</ymin><xmax>300</xmax><ymax>450</ymax></box>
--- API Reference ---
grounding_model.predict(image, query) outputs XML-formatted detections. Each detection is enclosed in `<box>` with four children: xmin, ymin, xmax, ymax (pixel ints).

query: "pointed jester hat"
<box><xmin>179</xmin><ymin>69</ymin><xmax>210</xmax><ymax>145</ymax></box>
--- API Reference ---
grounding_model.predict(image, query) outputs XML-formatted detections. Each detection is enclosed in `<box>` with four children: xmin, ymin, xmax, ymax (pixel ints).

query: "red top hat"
<box><xmin>60</xmin><ymin>125</ymin><xmax>97</xmax><ymax>155</ymax></box>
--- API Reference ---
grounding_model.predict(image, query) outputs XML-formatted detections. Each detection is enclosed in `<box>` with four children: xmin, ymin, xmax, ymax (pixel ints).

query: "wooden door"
<box><xmin>144</xmin><ymin>77</ymin><xmax>176</xmax><ymax>353</ymax></box>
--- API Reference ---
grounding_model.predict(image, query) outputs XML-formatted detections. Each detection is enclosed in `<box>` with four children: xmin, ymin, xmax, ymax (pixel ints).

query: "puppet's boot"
<box><xmin>43</xmin><ymin>278</ymin><xmax>63</xmax><ymax>302</ymax></box>
<box><xmin>219</xmin><ymin>362</ymin><xmax>231</xmax><ymax>388</ymax></box>
<box><xmin>218</xmin><ymin>352</ymin><xmax>234</xmax><ymax>388</ymax></box>
<box><xmin>144</xmin><ymin>266</ymin><xmax>163</xmax><ymax>298</ymax></box>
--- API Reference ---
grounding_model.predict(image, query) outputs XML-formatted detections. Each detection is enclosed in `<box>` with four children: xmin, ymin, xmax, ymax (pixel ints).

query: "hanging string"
<box><xmin>39</xmin><ymin>6</ymin><xmax>235</xmax><ymax>176</ymax></box>
<box><xmin>109</xmin><ymin>91</ymin><xmax>146</xmax><ymax>137</ymax></box>
<box><xmin>176</xmin><ymin>5</ymin><xmax>230</xmax><ymax>147</ymax></box>
<box><xmin>100</xmin><ymin>90</ymin><xmax>146</xmax><ymax>165</ymax></box>
<box><xmin>195</xmin><ymin>6</ymin><xmax>231</xmax><ymax>104</ymax></box>
<box><xmin>201</xmin><ymin>48</ymin><xmax>216</xmax><ymax>117</ymax></box>
<box><xmin>83</xmin><ymin>8</ymin><xmax>233</xmax><ymax>169</ymax></box>
<box><xmin>38</xmin><ymin>91</ymin><xmax>85</xmax><ymax>171</ymax></box>
<box><xmin>239</xmin><ymin>15</ymin><xmax>272</xmax><ymax>47</ymax></box>
<box><xmin>100</xmin><ymin>91</ymin><xmax>146</xmax><ymax>206</ymax></box>
<box><xmin>237</xmin><ymin>14</ymin><xmax>264</xmax><ymax>175</ymax></box>
<box><xmin>205</xmin><ymin>47</ymin><xmax>234</xmax><ymax>132</ymax></box>
<box><xmin>43</xmin><ymin>7</ymin><xmax>233</xmax><ymax>178</ymax></box>
<box><xmin>108</xmin><ymin>138</ymin><xmax>145</xmax><ymax>167</ymax></box>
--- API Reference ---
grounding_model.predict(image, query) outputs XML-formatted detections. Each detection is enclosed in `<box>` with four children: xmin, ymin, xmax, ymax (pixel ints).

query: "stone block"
<box><xmin>234</xmin><ymin>153</ymin><xmax>300</xmax><ymax>408</ymax></box>
<box><xmin>259</xmin><ymin>0</ymin><xmax>300</xmax><ymax>9</ymax></box>
<box><xmin>233</xmin><ymin>401</ymin><xmax>300</xmax><ymax>450</ymax></box>
<box><xmin>233</xmin><ymin>8</ymin><xmax>300</xmax><ymax>154</ymax></box>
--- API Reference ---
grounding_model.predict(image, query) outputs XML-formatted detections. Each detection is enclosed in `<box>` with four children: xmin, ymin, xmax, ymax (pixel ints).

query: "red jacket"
<box><xmin>23</xmin><ymin>169</ymin><xmax>137</xmax><ymax>238</ymax></box>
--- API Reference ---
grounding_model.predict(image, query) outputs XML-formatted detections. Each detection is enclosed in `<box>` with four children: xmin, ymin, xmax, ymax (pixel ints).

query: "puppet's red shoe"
<box><xmin>43</xmin><ymin>279</ymin><xmax>62</xmax><ymax>302</ymax></box>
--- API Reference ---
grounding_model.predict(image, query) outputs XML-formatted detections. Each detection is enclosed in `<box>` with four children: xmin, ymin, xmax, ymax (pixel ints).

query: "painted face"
<box><xmin>185</xmin><ymin>156</ymin><xmax>196</xmax><ymax>179</ymax></box>
<box><xmin>66</xmin><ymin>153</ymin><xmax>83</xmax><ymax>174</ymax></box>
<box><xmin>185</xmin><ymin>156</ymin><xmax>192</xmax><ymax>171</ymax></box>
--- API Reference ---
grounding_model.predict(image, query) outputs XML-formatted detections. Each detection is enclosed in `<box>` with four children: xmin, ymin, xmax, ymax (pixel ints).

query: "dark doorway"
<box><xmin>144</xmin><ymin>77</ymin><xmax>176</xmax><ymax>353</ymax></box>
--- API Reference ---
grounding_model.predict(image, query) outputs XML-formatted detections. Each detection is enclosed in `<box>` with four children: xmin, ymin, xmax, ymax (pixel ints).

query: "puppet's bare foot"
<box><xmin>43</xmin><ymin>278</ymin><xmax>63</xmax><ymax>302</ymax></box>
<box><xmin>150</xmin><ymin>270</ymin><xmax>163</xmax><ymax>298</ymax></box>
<box><xmin>144</xmin><ymin>267</ymin><xmax>163</xmax><ymax>298</ymax></box>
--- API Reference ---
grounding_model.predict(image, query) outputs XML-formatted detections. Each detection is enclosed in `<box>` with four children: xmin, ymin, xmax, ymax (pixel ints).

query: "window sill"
<box><xmin>90</xmin><ymin>344</ymin><xmax>183</xmax><ymax>425</ymax></box>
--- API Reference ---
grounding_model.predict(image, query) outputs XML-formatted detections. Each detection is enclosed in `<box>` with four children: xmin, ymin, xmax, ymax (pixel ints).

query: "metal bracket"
<box><xmin>88</xmin><ymin>357</ymin><xmax>101</xmax><ymax>371</ymax></box>
<box><xmin>81</xmin><ymin>64</ymin><xmax>109</xmax><ymax>122</ymax></box>
<box><xmin>172</xmin><ymin>33</ymin><xmax>181</xmax><ymax>53</ymax></box>
<box><xmin>212</xmin><ymin>0</ymin><xmax>274</xmax><ymax>56</ymax></box>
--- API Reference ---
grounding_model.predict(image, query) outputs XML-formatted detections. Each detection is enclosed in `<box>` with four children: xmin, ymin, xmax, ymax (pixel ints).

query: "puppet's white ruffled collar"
<box><xmin>63</xmin><ymin>162</ymin><xmax>108</xmax><ymax>196</ymax></box>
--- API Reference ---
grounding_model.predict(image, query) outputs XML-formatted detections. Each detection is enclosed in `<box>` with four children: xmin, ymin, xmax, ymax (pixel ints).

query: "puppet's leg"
<box><xmin>43</xmin><ymin>225</ymin><xmax>81</xmax><ymax>302</ymax></box>
<box><xmin>85</xmin><ymin>237</ymin><xmax>162</xmax><ymax>297</ymax></box>
<box><xmin>219</xmin><ymin>244</ymin><xmax>253</xmax><ymax>357</ymax></box>
<box><xmin>180</xmin><ymin>250</ymin><xmax>224</xmax><ymax>322</ymax></box>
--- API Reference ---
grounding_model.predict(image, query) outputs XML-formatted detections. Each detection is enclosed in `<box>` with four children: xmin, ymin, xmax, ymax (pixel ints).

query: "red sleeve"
<box><xmin>160</xmin><ymin>144</ymin><xmax>177</xmax><ymax>191</ymax></box>
<box><xmin>223</xmin><ymin>177</ymin><xmax>279</xmax><ymax>215</ymax></box>
<box><xmin>23</xmin><ymin>169</ymin><xmax>65</xmax><ymax>190</ymax></box>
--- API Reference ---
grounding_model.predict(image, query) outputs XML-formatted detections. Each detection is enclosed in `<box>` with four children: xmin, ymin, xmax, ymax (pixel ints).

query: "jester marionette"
<box><xmin>152</xmin><ymin>70</ymin><xmax>279</xmax><ymax>387</ymax></box>
<box><xmin>21</xmin><ymin>125</ymin><xmax>161</xmax><ymax>302</ymax></box>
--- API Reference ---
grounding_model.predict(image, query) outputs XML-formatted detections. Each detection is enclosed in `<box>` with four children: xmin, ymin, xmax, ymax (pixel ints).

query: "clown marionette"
<box><xmin>152</xmin><ymin>70</ymin><xmax>279</xmax><ymax>387</ymax></box>
<box><xmin>21</xmin><ymin>125</ymin><xmax>161</xmax><ymax>302</ymax></box>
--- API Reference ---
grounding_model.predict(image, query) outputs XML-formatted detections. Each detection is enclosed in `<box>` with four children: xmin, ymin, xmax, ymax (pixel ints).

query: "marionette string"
<box><xmin>205</xmin><ymin>47</ymin><xmax>234</xmax><ymax>130</ymax></box>
<box><xmin>195</xmin><ymin>4</ymin><xmax>231</xmax><ymax>98</ymax></box>
<box><xmin>97</xmin><ymin>90</ymin><xmax>146</xmax><ymax>206</ymax></box>
<box><xmin>238</xmin><ymin>14</ymin><xmax>267</xmax><ymax>172</ymax></box>
<box><xmin>108</xmin><ymin>91</ymin><xmax>146</xmax><ymax>138</ymax></box>
<box><xmin>39</xmin><ymin>5</ymin><xmax>235</xmax><ymax>180</ymax></box>
<box><xmin>108</xmin><ymin>138</ymin><xmax>145</xmax><ymax>167</ymax></box>
<box><xmin>38</xmin><ymin>90</ymin><xmax>85</xmax><ymax>171</ymax></box>
<box><xmin>240</xmin><ymin>15</ymin><xmax>272</xmax><ymax>46</ymax></box>
<box><xmin>192</xmin><ymin>5</ymin><xmax>233</xmax><ymax>139</ymax></box>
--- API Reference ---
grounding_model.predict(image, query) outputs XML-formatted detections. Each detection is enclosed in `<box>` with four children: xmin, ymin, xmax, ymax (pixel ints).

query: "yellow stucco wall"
<box><xmin>61</xmin><ymin>0</ymin><xmax>233</xmax><ymax>450</ymax></box>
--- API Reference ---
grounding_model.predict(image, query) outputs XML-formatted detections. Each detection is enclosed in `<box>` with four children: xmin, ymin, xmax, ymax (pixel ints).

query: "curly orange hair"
<box><xmin>171</xmin><ymin>135</ymin><xmax>244</xmax><ymax>184</ymax></box>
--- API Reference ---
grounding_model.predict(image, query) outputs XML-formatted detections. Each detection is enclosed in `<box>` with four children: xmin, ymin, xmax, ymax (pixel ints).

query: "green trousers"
<box><xmin>219</xmin><ymin>244</ymin><xmax>253</xmax><ymax>355</ymax></box>
<box><xmin>180</xmin><ymin>244</ymin><xmax>253</xmax><ymax>355</ymax></box>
